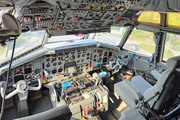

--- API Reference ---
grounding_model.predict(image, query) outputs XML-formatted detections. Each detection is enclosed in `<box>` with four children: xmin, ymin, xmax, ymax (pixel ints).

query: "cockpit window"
<box><xmin>0</xmin><ymin>30</ymin><xmax>45</xmax><ymax>64</ymax></box>
<box><xmin>123</xmin><ymin>28</ymin><xmax>155</xmax><ymax>57</ymax></box>
<box><xmin>92</xmin><ymin>26</ymin><xmax>127</xmax><ymax>46</ymax></box>
<box><xmin>163</xmin><ymin>33</ymin><xmax>180</xmax><ymax>60</ymax></box>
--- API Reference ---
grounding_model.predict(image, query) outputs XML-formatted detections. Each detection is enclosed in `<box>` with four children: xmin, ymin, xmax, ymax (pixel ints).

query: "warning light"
<box><xmin>134</xmin><ymin>16</ymin><xmax>138</xmax><ymax>20</ymax></box>
<box><xmin>116</xmin><ymin>15</ymin><xmax>120</xmax><ymax>19</ymax></box>
<box><xmin>75</xmin><ymin>16</ymin><xmax>78</xmax><ymax>21</ymax></box>
<box><xmin>57</xmin><ymin>26</ymin><xmax>60</xmax><ymax>31</ymax></box>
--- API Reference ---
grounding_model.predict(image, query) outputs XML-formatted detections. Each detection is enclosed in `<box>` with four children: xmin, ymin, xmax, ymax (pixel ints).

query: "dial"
<box><xmin>71</xmin><ymin>51</ymin><xmax>75</xmax><ymax>54</ymax></box>
<box><xmin>53</xmin><ymin>62</ymin><xmax>57</xmax><ymax>66</ymax></box>
<box><xmin>46</xmin><ymin>58</ymin><xmax>50</xmax><ymax>62</ymax></box>
<box><xmin>93</xmin><ymin>50</ymin><xmax>96</xmax><ymax>53</ymax></box>
<box><xmin>59</xmin><ymin>57</ymin><xmax>63</xmax><ymax>60</ymax></box>
<box><xmin>64</xmin><ymin>57</ymin><xmax>69</xmax><ymax>62</ymax></box>
<box><xmin>46</xmin><ymin>63</ymin><xmax>50</xmax><ymax>68</ymax></box>
<box><xmin>77</xmin><ymin>54</ymin><xmax>81</xmax><ymax>58</ymax></box>
<box><xmin>99</xmin><ymin>53</ymin><xmax>102</xmax><ymax>56</ymax></box>
<box><xmin>81</xmin><ymin>59</ymin><xmax>84</xmax><ymax>62</ymax></box>
<box><xmin>65</xmin><ymin>51</ymin><xmax>69</xmax><ymax>55</ymax></box>
<box><xmin>104</xmin><ymin>52</ymin><xmax>108</xmax><ymax>56</ymax></box>
<box><xmin>94</xmin><ymin>55</ymin><xmax>97</xmax><ymax>58</ymax></box>
<box><xmin>58</xmin><ymin>68</ymin><xmax>63</xmax><ymax>72</ymax></box>
<box><xmin>86</xmin><ymin>57</ymin><xmax>89</xmax><ymax>60</ymax></box>
<box><xmin>86</xmin><ymin>53</ymin><xmax>90</xmax><ymax>56</ymax></box>
<box><xmin>77</xmin><ymin>60</ymin><xmax>80</xmax><ymax>63</ymax></box>
<box><xmin>58</xmin><ymin>62</ymin><xmax>62</xmax><ymax>65</ymax></box>
<box><xmin>82</xmin><ymin>54</ymin><xmax>85</xmax><ymax>57</ymax></box>
<box><xmin>15</xmin><ymin>68</ymin><xmax>22</xmax><ymax>73</ymax></box>
<box><xmin>52</xmin><ymin>69</ymin><xmax>57</xmax><ymax>74</ymax></box>
<box><xmin>98</xmin><ymin>58</ymin><xmax>102</xmax><ymax>62</ymax></box>
<box><xmin>35</xmin><ymin>68</ymin><xmax>41</xmax><ymax>74</ymax></box>
<box><xmin>70</xmin><ymin>55</ymin><xmax>75</xmax><ymax>61</ymax></box>
<box><xmin>25</xmin><ymin>74</ymin><xmax>31</xmax><ymax>79</ymax></box>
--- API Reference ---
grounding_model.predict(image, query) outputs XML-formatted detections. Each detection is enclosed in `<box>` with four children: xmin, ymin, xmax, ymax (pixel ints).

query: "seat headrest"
<box><xmin>2</xmin><ymin>13</ymin><xmax>21</xmax><ymax>35</ymax></box>
<box><xmin>167</xmin><ymin>56</ymin><xmax>180</xmax><ymax>70</ymax></box>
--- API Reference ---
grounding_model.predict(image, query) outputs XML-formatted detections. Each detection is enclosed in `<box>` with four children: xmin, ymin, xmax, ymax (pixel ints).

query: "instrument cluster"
<box><xmin>43</xmin><ymin>46</ymin><xmax>116</xmax><ymax>82</ymax></box>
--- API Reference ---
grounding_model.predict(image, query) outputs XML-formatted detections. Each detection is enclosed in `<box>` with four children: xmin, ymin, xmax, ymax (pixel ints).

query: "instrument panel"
<box><xmin>0</xmin><ymin>45</ymin><xmax>117</xmax><ymax>92</ymax></box>
<box><xmin>43</xmin><ymin>46</ymin><xmax>116</xmax><ymax>82</ymax></box>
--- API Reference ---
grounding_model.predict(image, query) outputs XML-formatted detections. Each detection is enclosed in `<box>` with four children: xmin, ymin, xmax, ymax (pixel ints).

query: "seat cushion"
<box><xmin>131</xmin><ymin>76</ymin><xmax>152</xmax><ymax>95</ymax></box>
<box><xmin>119</xmin><ymin>108</ymin><xmax>146</xmax><ymax>120</ymax></box>
<box><xmin>114</xmin><ymin>76</ymin><xmax>152</xmax><ymax>108</ymax></box>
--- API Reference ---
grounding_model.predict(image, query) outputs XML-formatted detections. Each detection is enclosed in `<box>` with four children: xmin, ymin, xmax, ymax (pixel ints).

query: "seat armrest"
<box><xmin>151</xmin><ymin>70</ymin><xmax>161</xmax><ymax>81</ymax></box>
<box><xmin>122</xmin><ymin>79</ymin><xmax>143</xmax><ymax>100</ymax></box>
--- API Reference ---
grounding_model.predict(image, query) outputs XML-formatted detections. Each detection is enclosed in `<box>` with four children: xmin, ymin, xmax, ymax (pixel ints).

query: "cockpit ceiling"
<box><xmin>1</xmin><ymin>0</ymin><xmax>180</xmax><ymax>36</ymax></box>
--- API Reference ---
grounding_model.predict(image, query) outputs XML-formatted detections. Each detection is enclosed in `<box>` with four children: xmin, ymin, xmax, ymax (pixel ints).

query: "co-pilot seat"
<box><xmin>114</xmin><ymin>55</ymin><xmax>180</xmax><ymax>119</ymax></box>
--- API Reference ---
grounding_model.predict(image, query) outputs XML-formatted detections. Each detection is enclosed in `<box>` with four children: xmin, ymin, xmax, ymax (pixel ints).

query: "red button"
<box><xmin>61</xmin><ymin>79</ymin><xmax>63</xmax><ymax>81</ymax></box>
<box><xmin>88</xmin><ymin>108</ymin><xmax>91</xmax><ymax>112</ymax></box>
<box><xmin>134</xmin><ymin>16</ymin><xmax>138</xmax><ymax>20</ymax></box>
<box><xmin>57</xmin><ymin>26</ymin><xmax>60</xmax><ymax>31</ymax></box>
<box><xmin>19</xmin><ymin>71</ymin><xmax>22</xmax><ymax>73</ymax></box>
<box><xmin>116</xmin><ymin>15</ymin><xmax>120</xmax><ymax>19</ymax></box>
<box><xmin>75</xmin><ymin>16</ymin><xmax>78</xmax><ymax>21</ymax></box>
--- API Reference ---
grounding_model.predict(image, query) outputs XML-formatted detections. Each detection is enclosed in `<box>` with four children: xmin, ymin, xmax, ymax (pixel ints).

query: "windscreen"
<box><xmin>0</xmin><ymin>30</ymin><xmax>45</xmax><ymax>64</ymax></box>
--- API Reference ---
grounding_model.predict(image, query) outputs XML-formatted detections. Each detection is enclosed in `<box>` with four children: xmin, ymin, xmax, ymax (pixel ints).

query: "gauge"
<box><xmin>94</xmin><ymin>55</ymin><xmax>97</xmax><ymax>58</ymax></box>
<box><xmin>52</xmin><ymin>69</ymin><xmax>57</xmax><ymax>74</ymax></box>
<box><xmin>81</xmin><ymin>59</ymin><xmax>84</xmax><ymax>62</ymax></box>
<box><xmin>86</xmin><ymin>57</ymin><xmax>89</xmax><ymax>60</ymax></box>
<box><xmin>99</xmin><ymin>53</ymin><xmax>102</xmax><ymax>56</ymax></box>
<box><xmin>53</xmin><ymin>62</ymin><xmax>57</xmax><ymax>66</ymax></box>
<box><xmin>64</xmin><ymin>51</ymin><xmax>69</xmax><ymax>55</ymax></box>
<box><xmin>70</xmin><ymin>55</ymin><xmax>75</xmax><ymax>61</ymax></box>
<box><xmin>46</xmin><ymin>63</ymin><xmax>50</xmax><ymax>68</ymax></box>
<box><xmin>64</xmin><ymin>57</ymin><xmax>69</xmax><ymax>62</ymax></box>
<box><xmin>46</xmin><ymin>58</ymin><xmax>50</xmax><ymax>62</ymax></box>
<box><xmin>71</xmin><ymin>51</ymin><xmax>75</xmax><ymax>54</ymax></box>
<box><xmin>51</xmin><ymin>54</ymin><xmax>56</xmax><ymax>57</ymax></box>
<box><xmin>83</xmin><ymin>49</ymin><xmax>86</xmax><ymax>52</ymax></box>
<box><xmin>82</xmin><ymin>54</ymin><xmax>85</xmax><ymax>57</ymax></box>
<box><xmin>86</xmin><ymin>53</ymin><xmax>90</xmax><ymax>56</ymax></box>
<box><xmin>59</xmin><ymin>56</ymin><xmax>63</xmax><ymax>60</ymax></box>
<box><xmin>58</xmin><ymin>62</ymin><xmax>62</xmax><ymax>65</ymax></box>
<box><xmin>98</xmin><ymin>58</ymin><xmax>102</xmax><ymax>62</ymax></box>
<box><xmin>58</xmin><ymin>68</ymin><xmax>63</xmax><ymax>72</ymax></box>
<box><xmin>25</xmin><ymin>74</ymin><xmax>31</xmax><ymax>79</ymax></box>
<box><xmin>104</xmin><ymin>52</ymin><xmax>108</xmax><ymax>56</ymax></box>
<box><xmin>93</xmin><ymin>50</ymin><xmax>96</xmax><ymax>53</ymax></box>
<box><xmin>15</xmin><ymin>68</ymin><xmax>22</xmax><ymax>73</ymax></box>
<box><xmin>93</xmin><ymin>59</ymin><xmax>96</xmax><ymax>62</ymax></box>
<box><xmin>35</xmin><ymin>68</ymin><xmax>41</xmax><ymax>74</ymax></box>
<box><xmin>8</xmin><ymin>78</ymin><xmax>12</xmax><ymax>83</ymax></box>
<box><xmin>77</xmin><ymin>54</ymin><xmax>81</xmax><ymax>58</ymax></box>
<box><xmin>77</xmin><ymin>60</ymin><xmax>80</xmax><ymax>63</ymax></box>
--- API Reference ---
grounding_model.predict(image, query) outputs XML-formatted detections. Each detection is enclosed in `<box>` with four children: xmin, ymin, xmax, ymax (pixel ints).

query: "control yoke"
<box><xmin>1</xmin><ymin>78</ymin><xmax>42</xmax><ymax>99</ymax></box>
<box><xmin>109</xmin><ymin>57</ymin><xmax>129</xmax><ymax>74</ymax></box>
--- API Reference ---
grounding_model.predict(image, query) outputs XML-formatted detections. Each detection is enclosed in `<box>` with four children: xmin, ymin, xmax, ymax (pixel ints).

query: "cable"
<box><xmin>0</xmin><ymin>39</ymin><xmax>16</xmax><ymax>120</ymax></box>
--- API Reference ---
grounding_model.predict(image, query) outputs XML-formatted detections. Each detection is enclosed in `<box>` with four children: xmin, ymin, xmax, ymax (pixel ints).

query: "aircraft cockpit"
<box><xmin>0</xmin><ymin>0</ymin><xmax>180</xmax><ymax>120</ymax></box>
